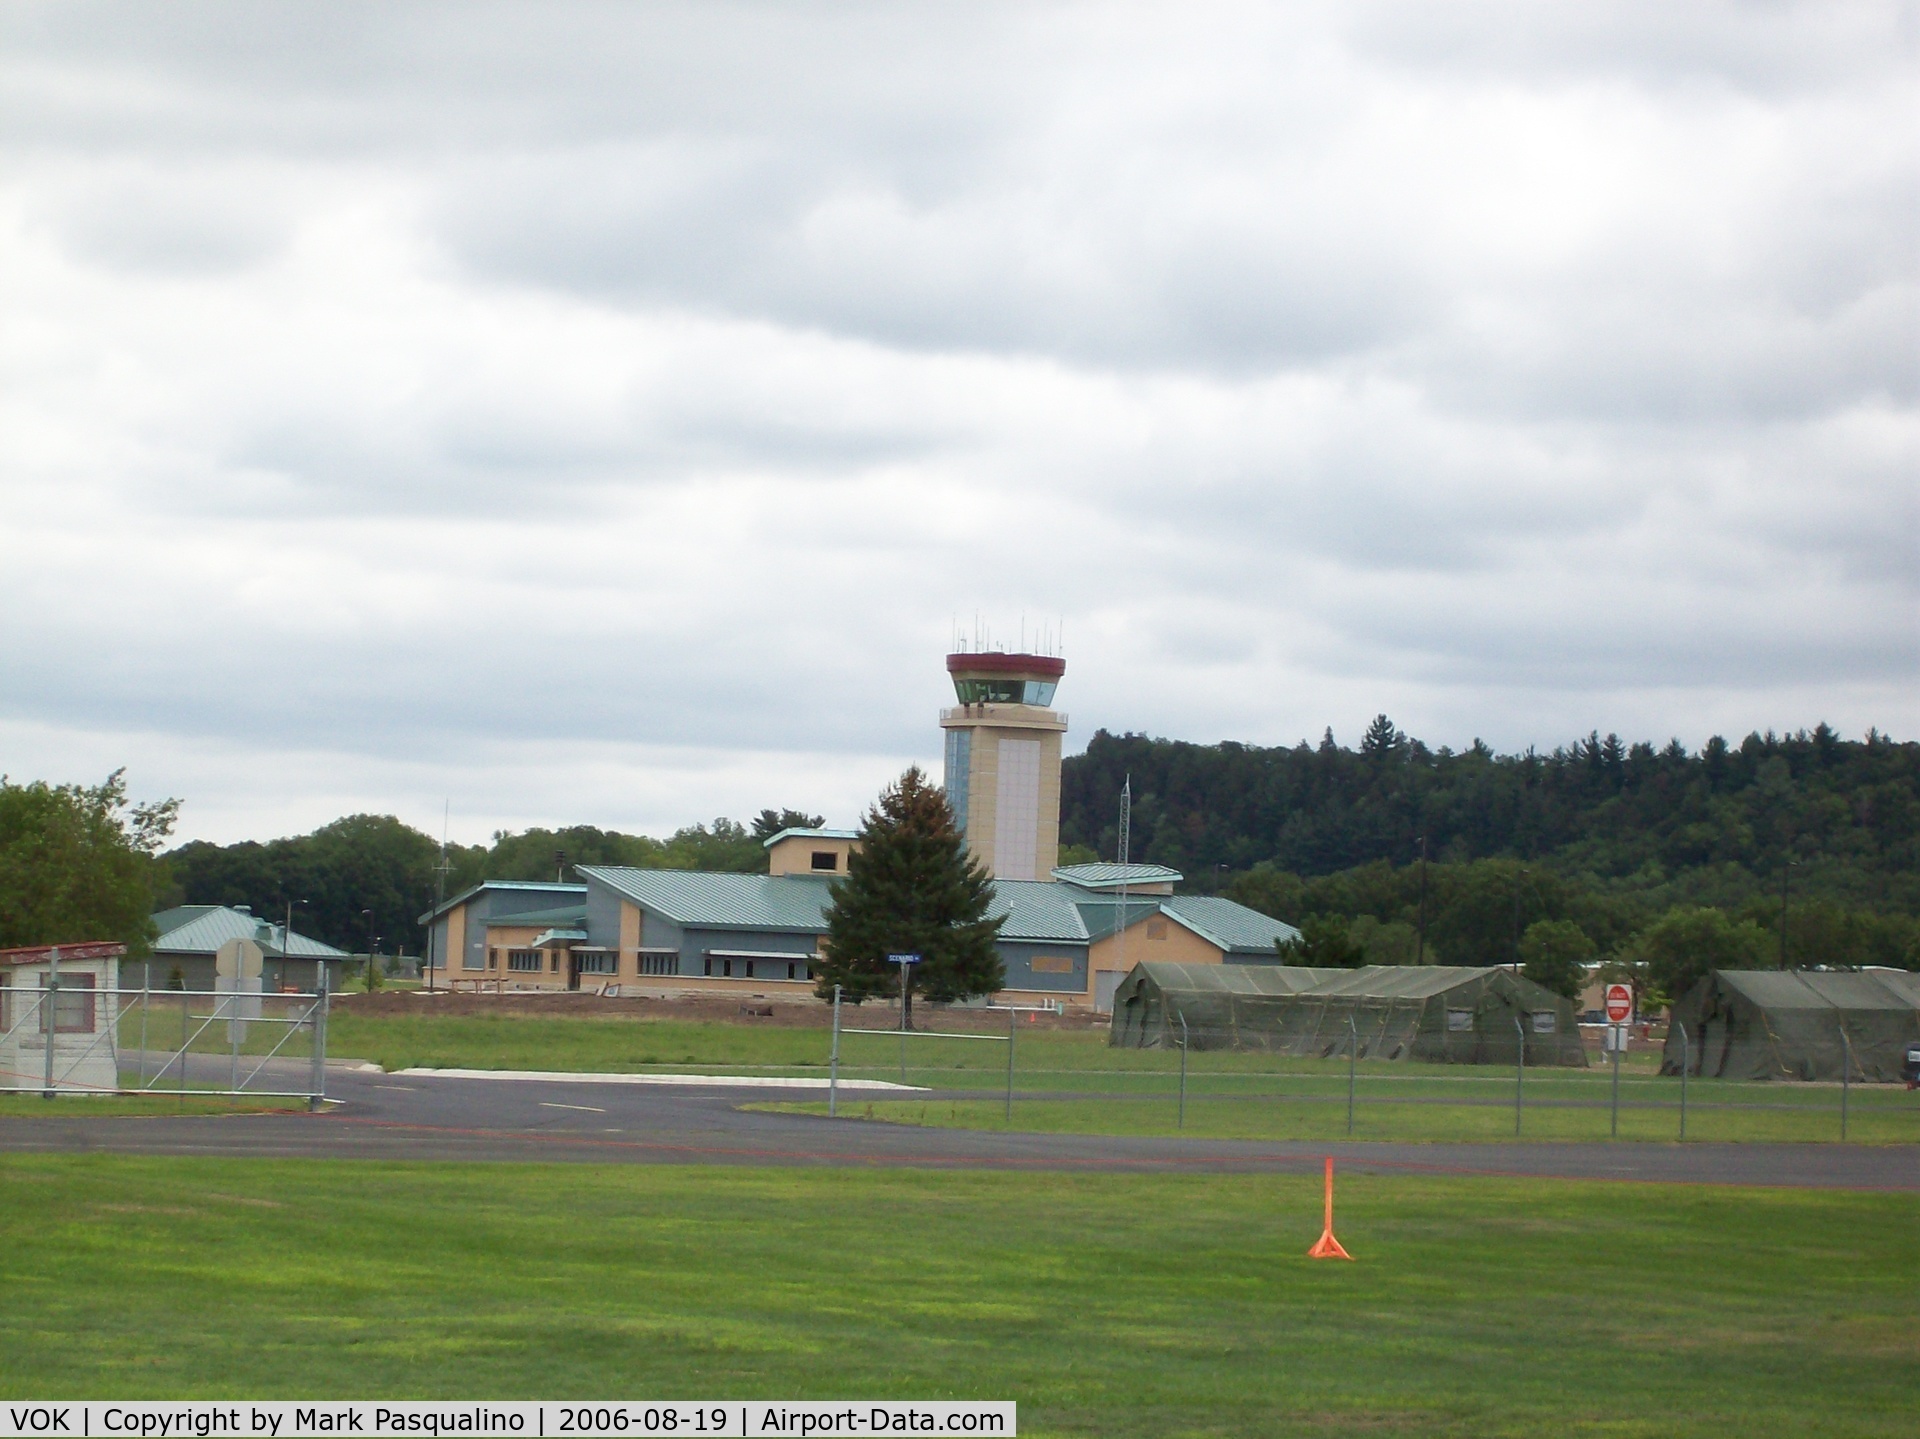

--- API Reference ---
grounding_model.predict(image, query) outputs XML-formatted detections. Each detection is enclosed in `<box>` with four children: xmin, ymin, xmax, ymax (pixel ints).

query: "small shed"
<box><xmin>0</xmin><ymin>942</ymin><xmax>126</xmax><ymax>1093</ymax></box>
<box><xmin>1661</xmin><ymin>969</ymin><xmax>1920</xmax><ymax>1082</ymax></box>
<box><xmin>1111</xmin><ymin>961</ymin><xmax>1588</xmax><ymax>1067</ymax></box>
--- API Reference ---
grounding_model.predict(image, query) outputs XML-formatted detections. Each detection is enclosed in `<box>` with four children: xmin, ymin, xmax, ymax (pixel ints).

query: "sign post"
<box><xmin>888</xmin><ymin>954</ymin><xmax>921</xmax><ymax>1082</ymax></box>
<box><xmin>1604</xmin><ymin>983</ymin><xmax>1633</xmax><ymax>1138</ymax></box>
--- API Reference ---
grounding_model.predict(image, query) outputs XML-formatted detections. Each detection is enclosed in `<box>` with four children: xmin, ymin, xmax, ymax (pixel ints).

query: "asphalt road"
<box><xmin>2</xmin><ymin>1064</ymin><xmax>1916</xmax><ymax>1190</ymax></box>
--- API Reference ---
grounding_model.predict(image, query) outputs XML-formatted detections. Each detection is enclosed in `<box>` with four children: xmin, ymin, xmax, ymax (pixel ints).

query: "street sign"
<box><xmin>1604</xmin><ymin>983</ymin><xmax>1634</xmax><ymax>1025</ymax></box>
<box><xmin>887</xmin><ymin>953</ymin><xmax>922</xmax><ymax>965</ymax></box>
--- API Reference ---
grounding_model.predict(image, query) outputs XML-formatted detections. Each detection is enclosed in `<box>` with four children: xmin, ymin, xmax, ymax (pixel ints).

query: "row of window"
<box><xmin>457</xmin><ymin>948</ymin><xmax>815</xmax><ymax>982</ymax></box>
<box><xmin>703</xmin><ymin>957</ymin><xmax>814</xmax><ymax>981</ymax></box>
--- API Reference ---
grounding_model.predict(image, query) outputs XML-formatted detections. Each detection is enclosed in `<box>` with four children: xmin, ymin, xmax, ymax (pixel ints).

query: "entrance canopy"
<box><xmin>1110</xmin><ymin>962</ymin><xmax>1588</xmax><ymax>1067</ymax></box>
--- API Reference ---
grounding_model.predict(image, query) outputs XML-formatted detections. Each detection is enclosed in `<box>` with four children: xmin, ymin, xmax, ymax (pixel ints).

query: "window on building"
<box><xmin>810</xmin><ymin>851</ymin><xmax>838</xmax><ymax>871</ymax></box>
<box><xmin>40</xmin><ymin>973</ymin><xmax>96</xmax><ymax>1033</ymax></box>
<box><xmin>785</xmin><ymin>961</ymin><xmax>814</xmax><ymax>980</ymax></box>
<box><xmin>638</xmin><ymin>953</ymin><xmax>678</xmax><ymax>976</ymax></box>
<box><xmin>943</xmin><ymin>728</ymin><xmax>971</xmax><ymax>834</ymax></box>
<box><xmin>577</xmin><ymin>952</ymin><xmax>618</xmax><ymax>976</ymax></box>
<box><xmin>550</xmin><ymin>953</ymin><xmax>560</xmax><ymax>973</ymax></box>
<box><xmin>1030</xmin><ymin>955</ymin><xmax>1074</xmax><ymax>974</ymax></box>
<box><xmin>488</xmin><ymin>948</ymin><xmax>501</xmax><ymax>971</ymax></box>
<box><xmin>1447</xmin><ymin>1009</ymin><xmax>1474</xmax><ymax>1032</ymax></box>
<box><xmin>507</xmin><ymin>950</ymin><xmax>543</xmax><ymax>973</ymax></box>
<box><xmin>1531</xmin><ymin>1012</ymin><xmax>1557</xmax><ymax>1033</ymax></box>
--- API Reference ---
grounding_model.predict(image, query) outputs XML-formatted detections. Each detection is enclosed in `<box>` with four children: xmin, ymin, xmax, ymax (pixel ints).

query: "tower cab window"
<box><xmin>810</xmin><ymin>851</ymin><xmax>838</xmax><ymax>871</ymax></box>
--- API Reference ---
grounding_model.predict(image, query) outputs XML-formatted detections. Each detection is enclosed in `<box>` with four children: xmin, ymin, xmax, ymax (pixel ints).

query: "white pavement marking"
<box><xmin>539</xmin><ymin>1101</ymin><xmax>606</xmax><ymax>1113</ymax></box>
<box><xmin>394</xmin><ymin>1067</ymin><xmax>924</xmax><ymax>1091</ymax></box>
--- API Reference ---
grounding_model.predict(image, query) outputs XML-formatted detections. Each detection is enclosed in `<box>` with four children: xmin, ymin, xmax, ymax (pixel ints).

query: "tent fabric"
<box><xmin>1110</xmin><ymin>962</ymin><xmax>1588</xmax><ymax>1067</ymax></box>
<box><xmin>1662</xmin><ymin>969</ymin><xmax>1920</xmax><ymax>1082</ymax></box>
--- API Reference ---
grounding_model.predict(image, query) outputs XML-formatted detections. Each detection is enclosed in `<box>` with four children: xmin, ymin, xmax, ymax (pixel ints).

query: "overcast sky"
<box><xmin>2</xmin><ymin>1</ymin><xmax>1914</xmax><ymax>847</ymax></box>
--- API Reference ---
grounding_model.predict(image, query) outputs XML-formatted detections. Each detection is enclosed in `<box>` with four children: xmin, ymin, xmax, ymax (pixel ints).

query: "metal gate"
<box><xmin>0</xmin><ymin>982</ymin><xmax>330</xmax><ymax>1104</ymax></box>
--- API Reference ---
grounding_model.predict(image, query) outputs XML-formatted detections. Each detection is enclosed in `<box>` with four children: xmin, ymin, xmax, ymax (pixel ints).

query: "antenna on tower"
<box><xmin>428</xmin><ymin>799</ymin><xmax>451</xmax><ymax>995</ymax></box>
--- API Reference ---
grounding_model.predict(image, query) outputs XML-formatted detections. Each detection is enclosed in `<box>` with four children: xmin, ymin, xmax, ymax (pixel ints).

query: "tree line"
<box><xmin>1061</xmin><ymin>719</ymin><xmax>1919</xmax><ymax>1002</ymax></box>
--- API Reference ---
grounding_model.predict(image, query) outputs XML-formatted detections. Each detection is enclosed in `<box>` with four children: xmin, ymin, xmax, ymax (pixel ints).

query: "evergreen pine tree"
<box><xmin>817</xmin><ymin>766</ymin><xmax>1003</xmax><ymax>1024</ymax></box>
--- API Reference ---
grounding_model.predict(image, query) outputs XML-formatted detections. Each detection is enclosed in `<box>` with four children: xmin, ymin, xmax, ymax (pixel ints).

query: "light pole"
<box><xmin>1778</xmin><ymin>862</ymin><xmax>1789</xmax><ymax>968</ymax></box>
<box><xmin>282</xmin><ymin>898</ymin><xmax>307</xmax><ymax>993</ymax></box>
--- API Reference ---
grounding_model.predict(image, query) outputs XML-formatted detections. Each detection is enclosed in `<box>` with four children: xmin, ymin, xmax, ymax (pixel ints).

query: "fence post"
<box><xmin>1610</xmin><ymin>1022</ymin><xmax>1622</xmax><ymax>1138</ymax></box>
<box><xmin>1006</xmin><ymin>1003</ymin><xmax>1016</xmax><ymax>1123</ymax></box>
<box><xmin>828</xmin><ymin>984</ymin><xmax>841</xmax><ymax>1118</ymax></box>
<box><xmin>1678</xmin><ymin>1021</ymin><xmax>1689</xmax><ymax>1141</ymax></box>
<box><xmin>1839</xmin><ymin>1024</ymin><xmax>1851</xmax><ymax>1141</ymax></box>
<box><xmin>308</xmin><ymin>966</ymin><xmax>329</xmax><ymax>1110</ymax></box>
<box><xmin>1178</xmin><ymin>1012</ymin><xmax>1189</xmax><ymax>1131</ymax></box>
<box><xmin>42</xmin><ymin>946</ymin><xmax>61</xmax><ymax>1099</ymax></box>
<box><xmin>138</xmin><ymin>964</ymin><xmax>151</xmax><ymax>1089</ymax></box>
<box><xmin>1347</xmin><ymin>1013</ymin><xmax>1358</xmax><ymax>1137</ymax></box>
<box><xmin>1513</xmin><ymin>1012</ymin><xmax>1524</xmax><ymax>1137</ymax></box>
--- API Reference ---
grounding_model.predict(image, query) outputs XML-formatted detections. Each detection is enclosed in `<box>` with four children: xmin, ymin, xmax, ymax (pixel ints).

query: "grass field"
<box><xmin>0</xmin><ymin>1094</ymin><xmax>305</xmax><ymax>1116</ymax></box>
<box><xmin>0</xmin><ymin>1155</ymin><xmax>1914</xmax><ymax>1436</ymax></box>
<box><xmin>758</xmin><ymin>1090</ymin><xmax>1916</xmax><ymax>1144</ymax></box>
<box><xmin>319</xmin><ymin>1010</ymin><xmax>1915</xmax><ymax>1144</ymax></box>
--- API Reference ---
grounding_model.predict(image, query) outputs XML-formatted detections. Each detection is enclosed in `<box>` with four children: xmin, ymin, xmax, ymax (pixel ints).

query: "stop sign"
<box><xmin>1604</xmin><ymin>983</ymin><xmax>1634</xmax><ymax>1024</ymax></box>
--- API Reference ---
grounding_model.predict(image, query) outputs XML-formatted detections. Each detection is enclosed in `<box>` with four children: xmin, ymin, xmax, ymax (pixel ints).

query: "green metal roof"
<box><xmin>579</xmin><ymin>867</ymin><xmax>836</xmax><ymax>932</ymax></box>
<box><xmin>1158</xmin><ymin>896</ymin><xmax>1302</xmax><ymax>954</ymax></box>
<box><xmin>1050</xmin><ymin>862</ymin><xmax>1183</xmax><ymax>890</ymax></box>
<box><xmin>988</xmin><ymin>881</ymin><xmax>1091</xmax><ymax>942</ymax></box>
<box><xmin>418</xmin><ymin>881</ymin><xmax>587</xmax><ymax>926</ymax></box>
<box><xmin>579</xmin><ymin>868</ymin><xmax>1090</xmax><ymax>944</ymax></box>
<box><xmin>150</xmin><ymin>905</ymin><xmax>347</xmax><ymax>959</ymax></box>
<box><xmin>1066</xmin><ymin>894</ymin><xmax>1300</xmax><ymax>952</ymax></box>
<box><xmin>760</xmin><ymin>827</ymin><xmax>859</xmax><ymax>848</ymax></box>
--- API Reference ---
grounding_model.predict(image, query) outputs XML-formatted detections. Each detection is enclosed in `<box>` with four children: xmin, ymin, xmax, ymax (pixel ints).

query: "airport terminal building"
<box><xmin>422</xmin><ymin>651</ymin><xmax>1298</xmax><ymax>1011</ymax></box>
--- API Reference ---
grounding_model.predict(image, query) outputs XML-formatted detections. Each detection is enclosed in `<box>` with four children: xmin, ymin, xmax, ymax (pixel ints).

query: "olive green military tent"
<box><xmin>1661</xmin><ymin>969</ymin><xmax>1920</xmax><ymax>1082</ymax></box>
<box><xmin>1110</xmin><ymin>962</ymin><xmax>1588</xmax><ymax>1067</ymax></box>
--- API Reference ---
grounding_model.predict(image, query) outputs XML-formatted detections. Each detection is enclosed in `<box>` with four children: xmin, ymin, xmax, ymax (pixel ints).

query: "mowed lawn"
<box><xmin>1</xmin><ymin>1156</ymin><xmax>1916</xmax><ymax>1437</ymax></box>
<box><xmin>325</xmin><ymin>1010</ymin><xmax>1914</xmax><ymax>1144</ymax></box>
<box><xmin>760</xmin><ymin>1090</ymin><xmax>1917</xmax><ymax>1144</ymax></box>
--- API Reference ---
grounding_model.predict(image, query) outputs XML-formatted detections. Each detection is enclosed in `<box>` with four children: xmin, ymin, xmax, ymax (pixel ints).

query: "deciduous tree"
<box><xmin>0</xmin><ymin>770</ymin><xmax>178</xmax><ymax>953</ymax></box>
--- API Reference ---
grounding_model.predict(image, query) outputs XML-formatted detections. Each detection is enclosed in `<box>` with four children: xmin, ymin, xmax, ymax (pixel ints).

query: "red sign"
<box><xmin>1604</xmin><ymin>983</ymin><xmax>1634</xmax><ymax>1025</ymax></box>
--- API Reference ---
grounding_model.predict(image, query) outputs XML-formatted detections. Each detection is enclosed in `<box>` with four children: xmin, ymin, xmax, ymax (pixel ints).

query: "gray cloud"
<box><xmin>0</xmin><ymin>0</ymin><xmax>1912</xmax><ymax>844</ymax></box>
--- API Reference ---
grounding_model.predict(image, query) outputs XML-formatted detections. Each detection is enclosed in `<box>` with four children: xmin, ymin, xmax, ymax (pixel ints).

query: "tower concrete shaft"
<box><xmin>940</xmin><ymin>651</ymin><xmax>1067</xmax><ymax>881</ymax></box>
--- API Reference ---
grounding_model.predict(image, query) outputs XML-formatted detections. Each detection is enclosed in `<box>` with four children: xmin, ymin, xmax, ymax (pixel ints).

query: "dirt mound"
<box><xmin>333</xmin><ymin>987</ymin><xmax>1100</xmax><ymax>1031</ymax></box>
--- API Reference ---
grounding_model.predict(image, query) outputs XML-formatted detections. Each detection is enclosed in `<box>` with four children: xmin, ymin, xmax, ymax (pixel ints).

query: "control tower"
<box><xmin>940</xmin><ymin>651</ymin><xmax>1067</xmax><ymax>881</ymax></box>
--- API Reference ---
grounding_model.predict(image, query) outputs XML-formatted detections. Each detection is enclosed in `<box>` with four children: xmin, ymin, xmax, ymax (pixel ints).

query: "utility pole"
<box><xmin>1113</xmin><ymin>776</ymin><xmax>1132</xmax><ymax>1004</ymax></box>
<box><xmin>1778</xmin><ymin>860</ymin><xmax>1796</xmax><ymax>969</ymax></box>
<box><xmin>1414</xmin><ymin>836</ymin><xmax>1428</xmax><ymax>966</ymax></box>
<box><xmin>1511</xmin><ymin>868</ymin><xmax>1527</xmax><ymax>973</ymax></box>
<box><xmin>429</xmin><ymin>800</ymin><xmax>451</xmax><ymax>995</ymax></box>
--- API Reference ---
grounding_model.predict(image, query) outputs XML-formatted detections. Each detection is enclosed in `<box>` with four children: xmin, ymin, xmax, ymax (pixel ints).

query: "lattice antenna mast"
<box><xmin>1115</xmin><ymin>775</ymin><xmax>1131</xmax><ymax>977</ymax></box>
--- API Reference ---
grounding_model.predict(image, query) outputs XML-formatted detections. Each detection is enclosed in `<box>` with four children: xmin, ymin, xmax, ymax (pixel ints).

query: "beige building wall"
<box><xmin>1087</xmin><ymin>912</ymin><xmax>1223</xmax><ymax>994</ymax></box>
<box><xmin>446</xmin><ymin>905</ymin><xmax>471</xmax><ymax>974</ymax></box>
<box><xmin>941</xmin><ymin>706</ymin><xmax>1066</xmax><ymax>881</ymax></box>
<box><xmin>766</xmin><ymin>835</ymin><xmax>858</xmax><ymax>877</ymax></box>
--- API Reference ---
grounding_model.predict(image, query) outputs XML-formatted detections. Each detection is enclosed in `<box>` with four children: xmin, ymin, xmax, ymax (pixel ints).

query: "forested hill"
<box><xmin>1060</xmin><ymin>720</ymin><xmax>1919</xmax><ymax>915</ymax></box>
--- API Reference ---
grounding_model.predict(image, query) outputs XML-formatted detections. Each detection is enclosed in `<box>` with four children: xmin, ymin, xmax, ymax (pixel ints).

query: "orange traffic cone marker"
<box><xmin>1306</xmin><ymin>1155</ymin><xmax>1353</xmax><ymax>1260</ymax></box>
